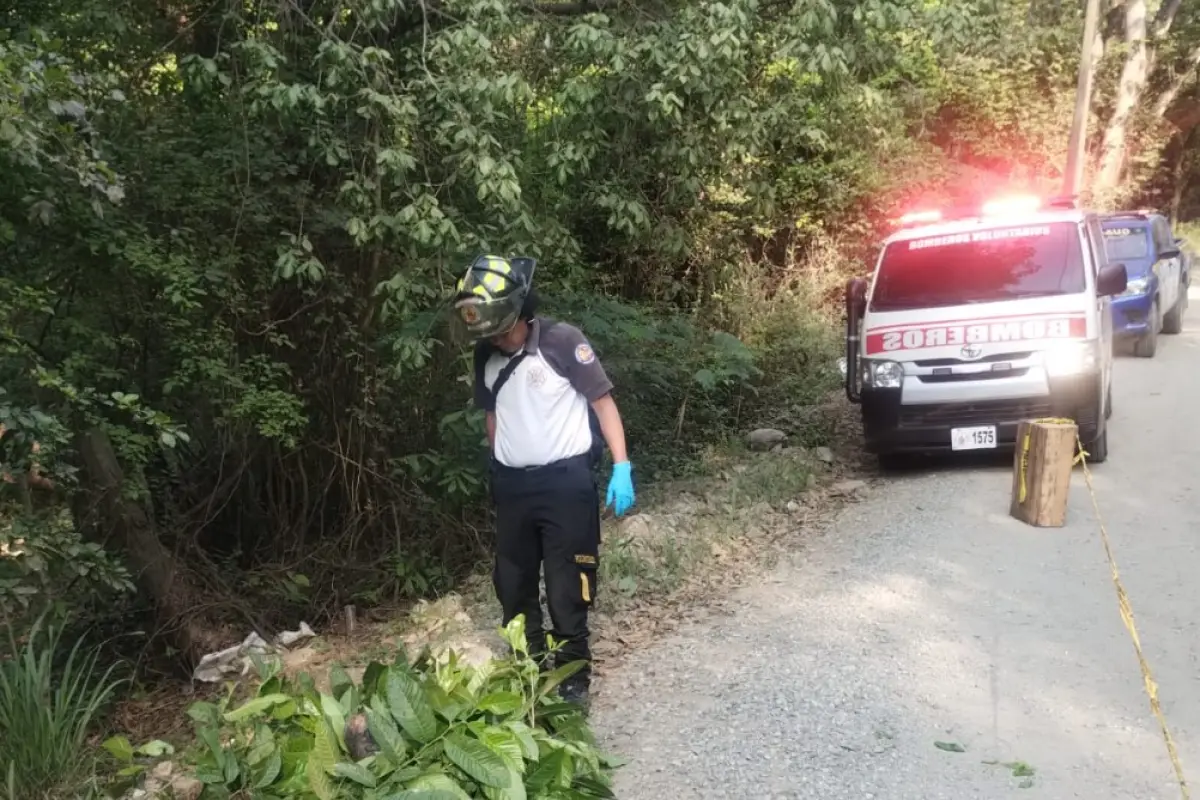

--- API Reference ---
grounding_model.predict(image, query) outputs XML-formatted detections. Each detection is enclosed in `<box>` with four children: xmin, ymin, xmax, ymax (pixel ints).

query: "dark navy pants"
<box><xmin>490</xmin><ymin>453</ymin><xmax>600</xmax><ymax>682</ymax></box>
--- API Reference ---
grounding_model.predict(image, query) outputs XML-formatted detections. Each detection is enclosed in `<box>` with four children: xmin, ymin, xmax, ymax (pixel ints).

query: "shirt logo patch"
<box><xmin>574</xmin><ymin>343</ymin><xmax>596</xmax><ymax>364</ymax></box>
<box><xmin>526</xmin><ymin>364</ymin><xmax>547</xmax><ymax>389</ymax></box>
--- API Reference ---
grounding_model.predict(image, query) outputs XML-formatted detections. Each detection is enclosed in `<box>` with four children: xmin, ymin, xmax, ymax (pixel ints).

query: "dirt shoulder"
<box><xmin>113</xmin><ymin>394</ymin><xmax>872</xmax><ymax>745</ymax></box>
<box><xmin>281</xmin><ymin>393</ymin><xmax>871</xmax><ymax>691</ymax></box>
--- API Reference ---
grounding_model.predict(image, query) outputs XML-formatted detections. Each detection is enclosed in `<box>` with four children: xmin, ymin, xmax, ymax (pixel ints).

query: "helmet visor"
<box><xmin>448</xmin><ymin>295</ymin><xmax>521</xmax><ymax>342</ymax></box>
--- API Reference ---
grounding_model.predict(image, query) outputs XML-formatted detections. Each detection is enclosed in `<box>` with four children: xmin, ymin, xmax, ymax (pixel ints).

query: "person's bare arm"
<box><xmin>590</xmin><ymin>394</ymin><xmax>628</xmax><ymax>463</ymax></box>
<box><xmin>486</xmin><ymin>411</ymin><xmax>497</xmax><ymax>448</ymax></box>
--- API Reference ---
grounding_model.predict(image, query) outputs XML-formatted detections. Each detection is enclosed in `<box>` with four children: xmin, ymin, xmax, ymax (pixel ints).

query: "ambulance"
<box><xmin>843</xmin><ymin>195</ymin><xmax>1128</xmax><ymax>466</ymax></box>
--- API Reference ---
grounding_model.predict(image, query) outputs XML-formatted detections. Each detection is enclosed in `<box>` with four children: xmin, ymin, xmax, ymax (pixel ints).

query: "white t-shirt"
<box><xmin>474</xmin><ymin>318</ymin><xmax>613</xmax><ymax>468</ymax></box>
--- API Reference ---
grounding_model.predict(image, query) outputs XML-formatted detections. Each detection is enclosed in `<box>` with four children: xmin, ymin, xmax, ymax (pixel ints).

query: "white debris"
<box><xmin>191</xmin><ymin>622</ymin><xmax>316</xmax><ymax>683</ymax></box>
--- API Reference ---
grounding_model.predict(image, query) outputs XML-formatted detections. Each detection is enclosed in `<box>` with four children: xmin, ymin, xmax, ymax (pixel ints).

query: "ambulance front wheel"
<box><xmin>1084</xmin><ymin>423</ymin><xmax>1109</xmax><ymax>464</ymax></box>
<box><xmin>876</xmin><ymin>452</ymin><xmax>910</xmax><ymax>471</ymax></box>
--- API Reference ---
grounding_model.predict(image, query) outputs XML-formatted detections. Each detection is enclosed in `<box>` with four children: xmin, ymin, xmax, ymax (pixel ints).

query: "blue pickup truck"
<box><xmin>1101</xmin><ymin>211</ymin><xmax>1191</xmax><ymax>358</ymax></box>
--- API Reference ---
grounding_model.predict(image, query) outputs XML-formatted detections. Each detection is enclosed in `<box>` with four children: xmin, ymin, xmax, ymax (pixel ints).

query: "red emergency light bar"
<box><xmin>898</xmin><ymin>210</ymin><xmax>942</xmax><ymax>225</ymax></box>
<box><xmin>895</xmin><ymin>194</ymin><xmax>1078</xmax><ymax>229</ymax></box>
<box><xmin>981</xmin><ymin>194</ymin><xmax>1041</xmax><ymax>215</ymax></box>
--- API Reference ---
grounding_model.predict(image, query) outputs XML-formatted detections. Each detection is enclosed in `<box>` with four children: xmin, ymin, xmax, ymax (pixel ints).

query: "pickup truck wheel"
<box><xmin>1134</xmin><ymin>299</ymin><xmax>1160</xmax><ymax>357</ymax></box>
<box><xmin>1163</xmin><ymin>287</ymin><xmax>1185</xmax><ymax>334</ymax></box>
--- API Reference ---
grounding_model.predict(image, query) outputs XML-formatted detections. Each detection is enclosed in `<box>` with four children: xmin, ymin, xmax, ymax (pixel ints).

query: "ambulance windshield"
<box><xmin>870</xmin><ymin>222</ymin><xmax>1086</xmax><ymax>312</ymax></box>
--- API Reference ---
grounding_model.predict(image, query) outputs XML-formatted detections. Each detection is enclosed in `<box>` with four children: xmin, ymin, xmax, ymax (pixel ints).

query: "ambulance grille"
<box><xmin>913</xmin><ymin>351</ymin><xmax>1033</xmax><ymax>367</ymax></box>
<box><xmin>898</xmin><ymin>399</ymin><xmax>1052</xmax><ymax>427</ymax></box>
<box><xmin>917</xmin><ymin>368</ymin><xmax>1030</xmax><ymax>383</ymax></box>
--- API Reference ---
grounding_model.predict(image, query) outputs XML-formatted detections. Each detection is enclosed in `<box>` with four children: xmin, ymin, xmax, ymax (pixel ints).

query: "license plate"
<box><xmin>951</xmin><ymin>425</ymin><xmax>997</xmax><ymax>450</ymax></box>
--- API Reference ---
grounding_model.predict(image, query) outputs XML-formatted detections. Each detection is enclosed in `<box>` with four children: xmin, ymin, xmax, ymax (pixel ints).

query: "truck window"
<box><xmin>1102</xmin><ymin>224</ymin><xmax>1151</xmax><ymax>261</ymax></box>
<box><xmin>869</xmin><ymin>222</ymin><xmax>1086</xmax><ymax>312</ymax></box>
<box><xmin>1154</xmin><ymin>217</ymin><xmax>1174</xmax><ymax>253</ymax></box>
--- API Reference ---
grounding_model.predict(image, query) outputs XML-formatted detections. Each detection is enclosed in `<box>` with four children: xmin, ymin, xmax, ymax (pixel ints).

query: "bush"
<box><xmin>107</xmin><ymin>618</ymin><xmax>618</xmax><ymax>799</ymax></box>
<box><xmin>0</xmin><ymin>614</ymin><xmax>127</xmax><ymax>799</ymax></box>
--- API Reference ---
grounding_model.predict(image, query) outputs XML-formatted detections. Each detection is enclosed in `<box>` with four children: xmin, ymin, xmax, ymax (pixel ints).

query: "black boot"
<box><xmin>557</xmin><ymin>672</ymin><xmax>590</xmax><ymax>712</ymax></box>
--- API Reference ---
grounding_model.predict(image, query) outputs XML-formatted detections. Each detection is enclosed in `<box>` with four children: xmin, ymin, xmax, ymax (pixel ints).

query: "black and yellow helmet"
<box><xmin>449</xmin><ymin>254</ymin><xmax>537</xmax><ymax>341</ymax></box>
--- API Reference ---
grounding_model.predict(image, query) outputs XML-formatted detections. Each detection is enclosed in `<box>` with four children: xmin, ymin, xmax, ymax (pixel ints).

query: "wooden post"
<box><xmin>1010</xmin><ymin>419</ymin><xmax>1078</xmax><ymax>527</ymax></box>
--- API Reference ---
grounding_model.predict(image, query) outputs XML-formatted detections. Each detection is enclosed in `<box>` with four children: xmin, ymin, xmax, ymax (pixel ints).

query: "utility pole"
<box><xmin>1063</xmin><ymin>0</ymin><xmax>1103</xmax><ymax>199</ymax></box>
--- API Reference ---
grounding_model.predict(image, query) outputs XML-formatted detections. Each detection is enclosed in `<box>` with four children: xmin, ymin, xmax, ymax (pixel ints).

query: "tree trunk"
<box><xmin>1169</xmin><ymin>127</ymin><xmax>1196</xmax><ymax>224</ymax></box>
<box><xmin>1094</xmin><ymin>0</ymin><xmax>1185</xmax><ymax>192</ymax></box>
<box><xmin>1096</xmin><ymin>0</ymin><xmax>1150</xmax><ymax>191</ymax></box>
<box><xmin>74</xmin><ymin>427</ymin><xmax>225</xmax><ymax>667</ymax></box>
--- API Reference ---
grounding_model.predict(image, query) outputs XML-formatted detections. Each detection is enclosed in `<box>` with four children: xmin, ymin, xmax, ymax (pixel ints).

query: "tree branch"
<box><xmin>1151</xmin><ymin>0</ymin><xmax>1182</xmax><ymax>39</ymax></box>
<box><xmin>519</xmin><ymin>0</ymin><xmax>616</xmax><ymax>12</ymax></box>
<box><xmin>1153</xmin><ymin>43</ymin><xmax>1200</xmax><ymax>117</ymax></box>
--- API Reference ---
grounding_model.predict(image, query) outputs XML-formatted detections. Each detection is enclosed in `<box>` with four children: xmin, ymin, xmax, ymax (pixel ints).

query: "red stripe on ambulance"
<box><xmin>865</xmin><ymin>316</ymin><xmax>1087</xmax><ymax>355</ymax></box>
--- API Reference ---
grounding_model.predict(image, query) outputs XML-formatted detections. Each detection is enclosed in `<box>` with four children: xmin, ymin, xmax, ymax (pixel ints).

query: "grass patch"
<box><xmin>595</xmin><ymin>443</ymin><xmax>828</xmax><ymax>613</ymax></box>
<box><xmin>0</xmin><ymin>615</ymin><xmax>127</xmax><ymax>800</ymax></box>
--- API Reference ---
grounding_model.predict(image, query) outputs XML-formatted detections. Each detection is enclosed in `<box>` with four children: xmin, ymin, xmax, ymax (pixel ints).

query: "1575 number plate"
<box><xmin>950</xmin><ymin>425</ymin><xmax>997</xmax><ymax>450</ymax></box>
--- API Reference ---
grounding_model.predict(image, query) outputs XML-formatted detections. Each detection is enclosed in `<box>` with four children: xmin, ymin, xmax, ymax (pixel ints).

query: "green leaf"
<box><xmin>482</xmin><ymin>767</ymin><xmax>526</xmax><ymax>800</ymax></box>
<box><xmin>135</xmin><ymin>739</ymin><xmax>174</xmax><ymax>758</ymax></box>
<box><xmin>307</xmin><ymin>757</ymin><xmax>335</xmax><ymax>800</ymax></box>
<box><xmin>333</xmin><ymin>761</ymin><xmax>378</xmax><ymax>787</ymax></box>
<box><xmin>387</xmin><ymin>669</ymin><xmax>439</xmax><ymax>743</ymax></box>
<box><xmin>253</xmin><ymin>749</ymin><xmax>282</xmax><ymax>788</ymax></box>
<box><xmin>443</xmin><ymin>732</ymin><xmax>510</xmax><ymax>789</ymax></box>
<box><xmin>935</xmin><ymin>740</ymin><xmax>966</xmax><ymax>753</ymax></box>
<box><xmin>480</xmin><ymin>726</ymin><xmax>525</xmax><ymax>769</ymax></box>
<box><xmin>102</xmin><ymin>735</ymin><xmax>135</xmax><ymax>763</ymax></box>
<box><xmin>389</xmin><ymin>790</ymin><xmax>464</xmax><ymax>800</ymax></box>
<box><xmin>321</xmin><ymin>692</ymin><xmax>348</xmax><ymax>751</ymax></box>
<box><xmin>404</xmin><ymin>772</ymin><xmax>472</xmax><ymax>798</ymax></box>
<box><xmin>524</xmin><ymin>748</ymin><xmax>566</xmax><ymax>790</ymax></box>
<box><xmin>504</xmin><ymin>722</ymin><xmax>539</xmax><ymax>761</ymax></box>
<box><xmin>367</xmin><ymin>704</ymin><xmax>408</xmax><ymax>760</ymax></box>
<box><xmin>330</xmin><ymin>663</ymin><xmax>354</xmax><ymax>698</ymax></box>
<box><xmin>223</xmin><ymin>693</ymin><xmax>293</xmax><ymax>722</ymax></box>
<box><xmin>537</xmin><ymin>660</ymin><xmax>585</xmax><ymax>699</ymax></box>
<box><xmin>312</xmin><ymin>720</ymin><xmax>339</xmax><ymax>773</ymax></box>
<box><xmin>477</xmin><ymin>691</ymin><xmax>523</xmax><ymax>716</ymax></box>
<box><xmin>187</xmin><ymin>701</ymin><xmax>221</xmax><ymax>728</ymax></box>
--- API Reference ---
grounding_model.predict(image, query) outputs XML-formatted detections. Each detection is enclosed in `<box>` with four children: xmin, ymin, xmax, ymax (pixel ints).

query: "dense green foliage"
<box><xmin>3</xmin><ymin>0</ymin><xmax>1200</xmax><ymax>793</ymax></box>
<box><xmin>105</xmin><ymin>618</ymin><xmax>615</xmax><ymax>799</ymax></box>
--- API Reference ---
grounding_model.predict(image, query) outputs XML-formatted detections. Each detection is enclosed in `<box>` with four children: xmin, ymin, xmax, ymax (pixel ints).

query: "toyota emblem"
<box><xmin>960</xmin><ymin>344</ymin><xmax>983</xmax><ymax>360</ymax></box>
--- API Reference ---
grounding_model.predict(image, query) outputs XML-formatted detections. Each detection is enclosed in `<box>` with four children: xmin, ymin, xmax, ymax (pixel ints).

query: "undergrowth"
<box><xmin>0</xmin><ymin>614</ymin><xmax>127</xmax><ymax>800</ymax></box>
<box><xmin>102</xmin><ymin>617</ymin><xmax>618</xmax><ymax>800</ymax></box>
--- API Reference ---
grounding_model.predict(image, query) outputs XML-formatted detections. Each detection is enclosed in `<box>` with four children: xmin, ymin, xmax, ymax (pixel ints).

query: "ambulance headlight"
<box><xmin>1121</xmin><ymin>276</ymin><xmax>1151</xmax><ymax>297</ymax></box>
<box><xmin>1044</xmin><ymin>341</ymin><xmax>1099</xmax><ymax>377</ymax></box>
<box><xmin>864</xmin><ymin>359</ymin><xmax>904</xmax><ymax>389</ymax></box>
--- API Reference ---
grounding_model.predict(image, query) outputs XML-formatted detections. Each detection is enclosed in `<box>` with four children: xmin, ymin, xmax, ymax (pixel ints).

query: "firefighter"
<box><xmin>449</xmin><ymin>254</ymin><xmax>635</xmax><ymax>708</ymax></box>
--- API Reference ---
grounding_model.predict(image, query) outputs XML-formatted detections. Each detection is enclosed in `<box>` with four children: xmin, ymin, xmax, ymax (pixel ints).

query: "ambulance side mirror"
<box><xmin>1097</xmin><ymin>263</ymin><xmax>1128</xmax><ymax>297</ymax></box>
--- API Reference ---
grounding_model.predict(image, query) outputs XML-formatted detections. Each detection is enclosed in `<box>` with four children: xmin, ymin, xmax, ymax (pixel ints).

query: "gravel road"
<box><xmin>590</xmin><ymin>295</ymin><xmax>1200</xmax><ymax>799</ymax></box>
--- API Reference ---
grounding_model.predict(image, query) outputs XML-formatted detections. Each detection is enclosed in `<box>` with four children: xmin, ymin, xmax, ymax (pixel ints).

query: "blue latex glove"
<box><xmin>606</xmin><ymin>461</ymin><xmax>635</xmax><ymax>517</ymax></box>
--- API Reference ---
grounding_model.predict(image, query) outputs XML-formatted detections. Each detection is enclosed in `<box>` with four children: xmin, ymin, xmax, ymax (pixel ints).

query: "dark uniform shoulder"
<box><xmin>537</xmin><ymin>318</ymin><xmax>588</xmax><ymax>347</ymax></box>
<box><xmin>536</xmin><ymin>318</ymin><xmax>613</xmax><ymax>401</ymax></box>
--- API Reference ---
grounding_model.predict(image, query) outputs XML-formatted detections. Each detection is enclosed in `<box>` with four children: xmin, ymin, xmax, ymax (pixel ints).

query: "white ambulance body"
<box><xmin>843</xmin><ymin>196</ymin><xmax>1129</xmax><ymax>466</ymax></box>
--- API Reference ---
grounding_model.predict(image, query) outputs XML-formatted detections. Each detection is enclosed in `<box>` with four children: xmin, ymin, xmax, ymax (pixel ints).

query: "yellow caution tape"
<box><xmin>1075</xmin><ymin>433</ymin><xmax>1190</xmax><ymax>799</ymax></box>
<box><xmin>1016</xmin><ymin>417</ymin><xmax>1077</xmax><ymax>505</ymax></box>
